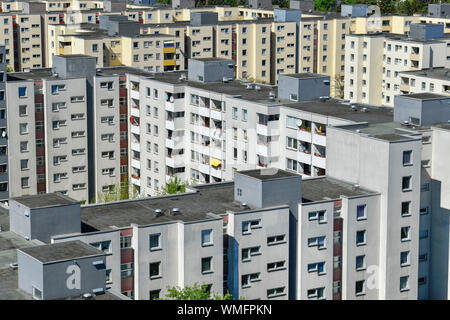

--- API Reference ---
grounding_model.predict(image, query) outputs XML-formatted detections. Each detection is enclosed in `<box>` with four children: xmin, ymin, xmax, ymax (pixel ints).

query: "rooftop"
<box><xmin>81</xmin><ymin>182</ymin><xmax>248</xmax><ymax>231</ymax></box>
<box><xmin>399</xmin><ymin>67</ymin><xmax>450</xmax><ymax>82</ymax></box>
<box><xmin>11</xmin><ymin>193</ymin><xmax>78</xmax><ymax>209</ymax></box>
<box><xmin>0</xmin><ymin>231</ymin><xmax>37</xmax><ymax>270</ymax></box>
<box><xmin>400</xmin><ymin>92</ymin><xmax>450</xmax><ymax>100</ymax></box>
<box><xmin>281</xmin><ymin>73</ymin><xmax>329</xmax><ymax>79</ymax></box>
<box><xmin>237</xmin><ymin>168</ymin><xmax>300</xmax><ymax>181</ymax></box>
<box><xmin>0</xmin><ymin>205</ymin><xmax>9</xmax><ymax>232</ymax></box>
<box><xmin>302</xmin><ymin>177</ymin><xmax>376</xmax><ymax>203</ymax></box>
<box><xmin>343</xmin><ymin>121</ymin><xmax>426</xmax><ymax>142</ymax></box>
<box><xmin>19</xmin><ymin>240</ymin><xmax>105</xmax><ymax>264</ymax></box>
<box><xmin>282</xmin><ymin>99</ymin><xmax>394</xmax><ymax>124</ymax></box>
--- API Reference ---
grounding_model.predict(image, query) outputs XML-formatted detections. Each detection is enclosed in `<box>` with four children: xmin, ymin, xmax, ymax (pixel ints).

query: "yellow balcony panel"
<box><xmin>59</xmin><ymin>48</ymin><xmax>64</xmax><ymax>55</ymax></box>
<box><xmin>163</xmin><ymin>59</ymin><xmax>176</xmax><ymax>66</ymax></box>
<box><xmin>163</xmin><ymin>46</ymin><xmax>176</xmax><ymax>54</ymax></box>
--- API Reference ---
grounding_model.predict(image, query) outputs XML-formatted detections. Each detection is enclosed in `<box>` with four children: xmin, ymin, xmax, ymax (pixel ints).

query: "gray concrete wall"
<box><xmin>410</xmin><ymin>24</ymin><xmax>444</xmax><ymax>41</ymax></box>
<box><xmin>290</xmin><ymin>0</ymin><xmax>313</xmax><ymax>12</ymax></box>
<box><xmin>9</xmin><ymin>199</ymin><xmax>32</xmax><ymax>240</ymax></box>
<box><xmin>248</xmin><ymin>0</ymin><xmax>272</xmax><ymax>9</ymax></box>
<box><xmin>341</xmin><ymin>4</ymin><xmax>368</xmax><ymax>17</ymax></box>
<box><xmin>172</xmin><ymin>0</ymin><xmax>195</xmax><ymax>9</ymax></box>
<box><xmin>274</xmin><ymin>8</ymin><xmax>302</xmax><ymax>22</ymax></box>
<box><xmin>17</xmin><ymin>250</ymin><xmax>44</xmax><ymax>299</ymax></box>
<box><xmin>30</xmin><ymin>204</ymin><xmax>81</xmax><ymax>243</ymax></box>
<box><xmin>278</xmin><ymin>75</ymin><xmax>330</xmax><ymax>101</ymax></box>
<box><xmin>0</xmin><ymin>46</ymin><xmax>6</xmax><ymax>200</ymax></box>
<box><xmin>394</xmin><ymin>95</ymin><xmax>450</xmax><ymax>126</ymax></box>
<box><xmin>42</xmin><ymin>255</ymin><xmax>106</xmax><ymax>300</ymax></box>
<box><xmin>428</xmin><ymin>4</ymin><xmax>450</xmax><ymax>18</ymax></box>
<box><xmin>188</xmin><ymin>59</ymin><xmax>234</xmax><ymax>83</ymax></box>
<box><xmin>190</xmin><ymin>12</ymin><xmax>218</xmax><ymax>26</ymax></box>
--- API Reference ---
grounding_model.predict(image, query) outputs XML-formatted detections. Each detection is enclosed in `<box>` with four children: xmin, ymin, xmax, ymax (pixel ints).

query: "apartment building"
<box><xmin>399</xmin><ymin>67</ymin><xmax>450</xmax><ymax>96</ymax></box>
<box><xmin>124</xmin><ymin>59</ymin><xmax>396</xmax><ymax>198</ymax></box>
<box><xmin>4</xmin><ymin>55</ymin><xmax>155</xmax><ymax>203</ymax></box>
<box><xmin>0</xmin><ymin>46</ymin><xmax>7</xmax><ymax>201</ymax></box>
<box><xmin>345</xmin><ymin>23</ymin><xmax>450</xmax><ymax>107</ymax></box>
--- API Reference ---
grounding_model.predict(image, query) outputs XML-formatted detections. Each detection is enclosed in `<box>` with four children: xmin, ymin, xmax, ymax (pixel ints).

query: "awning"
<box><xmin>210</xmin><ymin>158</ymin><xmax>221</xmax><ymax>167</ymax></box>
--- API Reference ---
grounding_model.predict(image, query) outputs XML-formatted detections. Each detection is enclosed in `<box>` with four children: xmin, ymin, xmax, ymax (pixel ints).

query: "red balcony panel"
<box><xmin>119</xmin><ymin>88</ymin><xmax>127</xmax><ymax>98</ymax></box>
<box><xmin>37</xmin><ymin>183</ymin><xmax>46</xmax><ymax>193</ymax></box>
<box><xmin>35</xmin><ymin>112</ymin><xmax>44</xmax><ymax>121</ymax></box>
<box><xmin>120</xmin><ymin>140</ymin><xmax>128</xmax><ymax>148</ymax></box>
<box><xmin>121</xmin><ymin>248</ymin><xmax>134</xmax><ymax>264</ymax></box>
<box><xmin>333</xmin><ymin>243</ymin><xmax>342</xmax><ymax>256</ymax></box>
<box><xmin>120</xmin><ymin>123</ymin><xmax>127</xmax><ymax>132</ymax></box>
<box><xmin>333</xmin><ymin>268</ymin><xmax>342</xmax><ymax>281</ymax></box>
<box><xmin>333</xmin><ymin>293</ymin><xmax>342</xmax><ymax>300</ymax></box>
<box><xmin>36</xmin><ymin>146</ymin><xmax>45</xmax><ymax>156</ymax></box>
<box><xmin>36</xmin><ymin>165</ymin><xmax>45</xmax><ymax>174</ymax></box>
<box><xmin>120</xmin><ymin>105</ymin><xmax>128</xmax><ymax>114</ymax></box>
<box><xmin>120</xmin><ymin>157</ymin><xmax>128</xmax><ymax>166</ymax></box>
<box><xmin>121</xmin><ymin>277</ymin><xmax>134</xmax><ymax>292</ymax></box>
<box><xmin>120</xmin><ymin>173</ymin><xmax>127</xmax><ymax>182</ymax></box>
<box><xmin>333</xmin><ymin>217</ymin><xmax>343</xmax><ymax>231</ymax></box>
<box><xmin>34</xmin><ymin>94</ymin><xmax>43</xmax><ymax>104</ymax></box>
<box><xmin>120</xmin><ymin>228</ymin><xmax>133</xmax><ymax>237</ymax></box>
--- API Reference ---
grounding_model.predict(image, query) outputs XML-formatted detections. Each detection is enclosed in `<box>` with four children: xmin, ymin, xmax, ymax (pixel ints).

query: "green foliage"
<box><xmin>156</xmin><ymin>176</ymin><xmax>190</xmax><ymax>196</ymax></box>
<box><xmin>6</xmin><ymin>64</ymin><xmax>13</xmax><ymax>72</ymax></box>
<box><xmin>315</xmin><ymin>0</ymin><xmax>336</xmax><ymax>11</ymax></box>
<box><xmin>96</xmin><ymin>175</ymin><xmax>140</xmax><ymax>204</ymax></box>
<box><xmin>158</xmin><ymin>283</ymin><xmax>233</xmax><ymax>300</ymax></box>
<box><xmin>331</xmin><ymin>74</ymin><xmax>345</xmax><ymax>99</ymax></box>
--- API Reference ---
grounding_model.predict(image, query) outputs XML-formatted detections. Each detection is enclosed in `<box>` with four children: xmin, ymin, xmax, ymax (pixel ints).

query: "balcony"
<box><xmin>210</xmin><ymin>109</ymin><xmax>222</xmax><ymax>121</ymax></box>
<box><xmin>130</xmin><ymin>124</ymin><xmax>140</xmax><ymax>135</ymax></box>
<box><xmin>163</xmin><ymin>59</ymin><xmax>176</xmax><ymax>66</ymax></box>
<box><xmin>198</xmin><ymin>106</ymin><xmax>210</xmax><ymax>118</ymax></box>
<box><xmin>130</xmin><ymin>141</ymin><xmax>140</xmax><ymax>152</ymax></box>
<box><xmin>312</xmin><ymin>154</ymin><xmax>326</xmax><ymax>169</ymax></box>
<box><xmin>166</xmin><ymin>136</ymin><xmax>184</xmax><ymax>149</ymax></box>
<box><xmin>163</xmin><ymin>46</ymin><xmax>176</xmax><ymax>54</ymax></box>
<box><xmin>210</xmin><ymin>166</ymin><xmax>222</xmax><ymax>179</ymax></box>
<box><xmin>166</xmin><ymin>154</ymin><xmax>185</xmax><ymax>168</ymax></box>
<box><xmin>410</xmin><ymin>53</ymin><xmax>419</xmax><ymax>61</ymax></box>
<box><xmin>131</xmin><ymin>158</ymin><xmax>140</xmax><ymax>170</ymax></box>
<box><xmin>297</xmin><ymin>127</ymin><xmax>312</xmax><ymax>143</ymax></box>
<box><xmin>165</xmin><ymin>100</ymin><xmax>184</xmax><ymax>112</ymax></box>
<box><xmin>400</xmin><ymin>83</ymin><xmax>410</xmax><ymax>93</ymax></box>
<box><xmin>256</xmin><ymin>121</ymin><xmax>279</xmax><ymax>136</ymax></box>
<box><xmin>312</xmin><ymin>132</ymin><xmax>326</xmax><ymax>146</ymax></box>
<box><xmin>298</xmin><ymin>150</ymin><xmax>312</xmax><ymax>165</ymax></box>
<box><xmin>131</xmin><ymin>175</ymin><xmax>140</xmax><ymax>186</ymax></box>
<box><xmin>199</xmin><ymin>163</ymin><xmax>210</xmax><ymax>174</ymax></box>
<box><xmin>130</xmin><ymin>107</ymin><xmax>140</xmax><ymax>117</ymax></box>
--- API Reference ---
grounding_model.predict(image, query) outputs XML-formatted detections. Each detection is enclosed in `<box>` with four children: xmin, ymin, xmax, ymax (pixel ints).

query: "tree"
<box><xmin>156</xmin><ymin>176</ymin><xmax>190</xmax><ymax>196</ymax></box>
<box><xmin>379</xmin><ymin>0</ymin><xmax>396</xmax><ymax>15</ymax></box>
<box><xmin>158</xmin><ymin>283</ymin><xmax>233</xmax><ymax>300</ymax></box>
<box><xmin>6</xmin><ymin>64</ymin><xmax>13</xmax><ymax>72</ymax></box>
<box><xmin>331</xmin><ymin>74</ymin><xmax>345</xmax><ymax>99</ymax></box>
<box><xmin>315</xmin><ymin>0</ymin><xmax>336</xmax><ymax>11</ymax></box>
<box><xmin>95</xmin><ymin>175</ymin><xmax>140</xmax><ymax>204</ymax></box>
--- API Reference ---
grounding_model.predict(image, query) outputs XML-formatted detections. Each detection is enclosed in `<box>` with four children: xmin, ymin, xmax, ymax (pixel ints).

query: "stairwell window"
<box><xmin>403</xmin><ymin>150</ymin><xmax>412</xmax><ymax>165</ymax></box>
<box><xmin>242</xmin><ymin>219</ymin><xmax>261</xmax><ymax>234</ymax></box>
<box><xmin>355</xmin><ymin>280</ymin><xmax>365</xmax><ymax>296</ymax></box>
<box><xmin>18</xmin><ymin>87</ymin><xmax>27</xmax><ymax>98</ymax></box>
<box><xmin>71</xmin><ymin>96</ymin><xmax>84</xmax><ymax>103</ymax></box>
<box><xmin>267</xmin><ymin>234</ymin><xmax>286</xmax><ymax>246</ymax></box>
<box><xmin>401</xmin><ymin>226</ymin><xmax>411</xmax><ymax>242</ymax></box>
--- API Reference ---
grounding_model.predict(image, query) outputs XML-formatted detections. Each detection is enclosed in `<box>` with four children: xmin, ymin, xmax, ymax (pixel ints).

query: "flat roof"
<box><xmin>400</xmin><ymin>92</ymin><xmax>450</xmax><ymax>100</ymax></box>
<box><xmin>11</xmin><ymin>193</ymin><xmax>78</xmax><ymax>209</ymax></box>
<box><xmin>81</xmin><ymin>182</ymin><xmax>248</xmax><ymax>231</ymax></box>
<box><xmin>237</xmin><ymin>168</ymin><xmax>300</xmax><ymax>181</ymax></box>
<box><xmin>281</xmin><ymin>73</ymin><xmax>329</xmax><ymax>79</ymax></box>
<box><xmin>0</xmin><ymin>205</ymin><xmax>9</xmax><ymax>232</ymax></box>
<box><xmin>346</xmin><ymin>121</ymin><xmax>426</xmax><ymax>141</ymax></box>
<box><xmin>282</xmin><ymin>99</ymin><xmax>394</xmax><ymax>124</ymax></box>
<box><xmin>19</xmin><ymin>240</ymin><xmax>105</xmax><ymax>264</ymax></box>
<box><xmin>302</xmin><ymin>177</ymin><xmax>376</xmax><ymax>203</ymax></box>
<box><xmin>399</xmin><ymin>67</ymin><xmax>450</xmax><ymax>82</ymax></box>
<box><xmin>0</xmin><ymin>231</ymin><xmax>37</xmax><ymax>271</ymax></box>
<box><xmin>191</xmin><ymin>57</ymin><xmax>233</xmax><ymax>62</ymax></box>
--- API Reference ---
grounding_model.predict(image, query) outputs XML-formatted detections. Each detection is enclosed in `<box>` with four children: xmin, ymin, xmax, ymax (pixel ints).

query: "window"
<box><xmin>20</xmin><ymin>159</ymin><xmax>28</xmax><ymax>170</ymax></box>
<box><xmin>120</xmin><ymin>235</ymin><xmax>132</xmax><ymax>249</ymax></box>
<box><xmin>355</xmin><ymin>280</ymin><xmax>365</xmax><ymax>296</ymax></box>
<box><xmin>149</xmin><ymin>290</ymin><xmax>160</xmax><ymax>300</ymax></box>
<box><xmin>242</xmin><ymin>273</ymin><xmax>260</xmax><ymax>287</ymax></box>
<box><xmin>267</xmin><ymin>234</ymin><xmax>285</xmax><ymax>245</ymax></box>
<box><xmin>149</xmin><ymin>234</ymin><xmax>161</xmax><ymax>251</ymax></box>
<box><xmin>242</xmin><ymin>246</ymin><xmax>261</xmax><ymax>261</ymax></box>
<box><xmin>419</xmin><ymin>230</ymin><xmax>428</xmax><ymax>239</ymax></box>
<box><xmin>403</xmin><ymin>150</ymin><xmax>412</xmax><ymax>165</ymax></box>
<box><xmin>401</xmin><ymin>201</ymin><xmax>411</xmax><ymax>217</ymax></box>
<box><xmin>308</xmin><ymin>236</ymin><xmax>326</xmax><ymax>249</ymax></box>
<box><xmin>307</xmin><ymin>287</ymin><xmax>324</xmax><ymax>299</ymax></box>
<box><xmin>242</xmin><ymin>220</ymin><xmax>261</xmax><ymax>234</ymax></box>
<box><xmin>419</xmin><ymin>253</ymin><xmax>427</xmax><ymax>262</ymax></box>
<box><xmin>90</xmin><ymin>241</ymin><xmax>111</xmax><ymax>253</ymax></box>
<box><xmin>356</xmin><ymin>255</ymin><xmax>366</xmax><ymax>271</ymax></box>
<box><xmin>21</xmin><ymin>177</ymin><xmax>29</xmax><ymax>188</ymax></box>
<box><xmin>267</xmin><ymin>287</ymin><xmax>285</xmax><ymax>298</ymax></box>
<box><xmin>19</xmin><ymin>105</ymin><xmax>27</xmax><ymax>116</ymax></box>
<box><xmin>400</xmin><ymin>251</ymin><xmax>410</xmax><ymax>267</ymax></box>
<box><xmin>149</xmin><ymin>262</ymin><xmax>161</xmax><ymax>279</ymax></box>
<box><xmin>402</xmin><ymin>176</ymin><xmax>412</xmax><ymax>191</ymax></box>
<box><xmin>201</xmin><ymin>257</ymin><xmax>212</xmax><ymax>273</ymax></box>
<box><xmin>356</xmin><ymin>230</ymin><xmax>366</xmax><ymax>246</ymax></box>
<box><xmin>20</xmin><ymin>141</ymin><xmax>29</xmax><ymax>153</ymax></box>
<box><xmin>19</xmin><ymin>123</ymin><xmax>28</xmax><ymax>134</ymax></box>
<box><xmin>356</xmin><ymin>205</ymin><xmax>366</xmax><ymax>220</ymax></box>
<box><xmin>308</xmin><ymin>210</ymin><xmax>326</xmax><ymax>223</ymax></box>
<box><xmin>400</xmin><ymin>276</ymin><xmax>409</xmax><ymax>292</ymax></box>
<box><xmin>307</xmin><ymin>262</ymin><xmax>326</xmax><ymax>275</ymax></box>
<box><xmin>401</xmin><ymin>226</ymin><xmax>411</xmax><ymax>242</ymax></box>
<box><xmin>242</xmin><ymin>109</ymin><xmax>248</xmax><ymax>122</ymax></box>
<box><xmin>267</xmin><ymin>261</ymin><xmax>285</xmax><ymax>272</ymax></box>
<box><xmin>195</xmin><ymin>227</ymin><xmax>212</xmax><ymax>246</ymax></box>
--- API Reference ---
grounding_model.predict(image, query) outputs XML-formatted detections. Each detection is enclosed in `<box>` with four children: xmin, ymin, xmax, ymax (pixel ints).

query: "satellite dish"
<box><xmin>296</xmin><ymin>120</ymin><xmax>302</xmax><ymax>127</ymax></box>
<box><xmin>1</xmin><ymin>131</ymin><xmax>6</xmax><ymax>138</ymax></box>
<box><xmin>169</xmin><ymin>96</ymin><xmax>174</xmax><ymax>103</ymax></box>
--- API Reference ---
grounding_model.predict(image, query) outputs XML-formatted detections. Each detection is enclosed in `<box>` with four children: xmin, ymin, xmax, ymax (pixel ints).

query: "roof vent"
<box><xmin>356</xmin><ymin>129</ymin><xmax>361</xmax><ymax>133</ymax></box>
<box><xmin>179</xmin><ymin>73</ymin><xmax>186</xmax><ymax>81</ymax></box>
<box><xmin>9</xmin><ymin>262</ymin><xmax>18</xmax><ymax>270</ymax></box>
<box><xmin>269</xmin><ymin>91</ymin><xmax>276</xmax><ymax>100</ymax></box>
<box><xmin>351</xmin><ymin>105</ymin><xmax>358</xmax><ymax>111</ymax></box>
<box><xmin>254</xmin><ymin>85</ymin><xmax>261</xmax><ymax>90</ymax></box>
<box><xmin>361</xmin><ymin>107</ymin><xmax>368</xmax><ymax>112</ymax></box>
<box><xmin>246</xmin><ymin>83</ymin><xmax>254</xmax><ymax>90</ymax></box>
<box><xmin>241</xmin><ymin>202</ymin><xmax>248</xmax><ymax>207</ymax></box>
<box><xmin>155</xmin><ymin>209</ymin><xmax>163</xmax><ymax>217</ymax></box>
<box><xmin>401</xmin><ymin>120</ymin><xmax>410</xmax><ymax>126</ymax></box>
<box><xmin>353</xmin><ymin>184</ymin><xmax>360</xmax><ymax>190</ymax></box>
<box><xmin>222</xmin><ymin>76</ymin><xmax>230</xmax><ymax>83</ymax></box>
<box><xmin>82</xmin><ymin>293</ymin><xmax>93</xmax><ymax>300</ymax></box>
<box><xmin>172</xmin><ymin>208</ymin><xmax>180</xmax><ymax>215</ymax></box>
<box><xmin>319</xmin><ymin>96</ymin><xmax>330</xmax><ymax>101</ymax></box>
